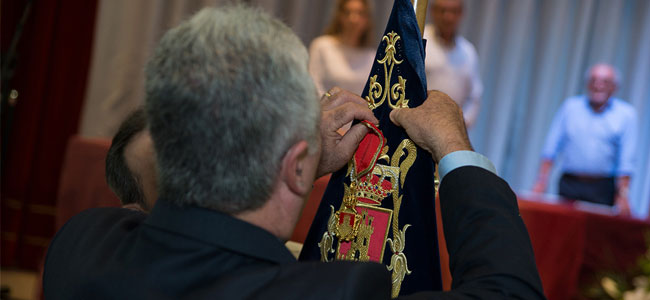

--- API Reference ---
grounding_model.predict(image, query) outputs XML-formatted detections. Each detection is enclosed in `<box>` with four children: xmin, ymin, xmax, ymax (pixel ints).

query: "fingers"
<box><xmin>320</xmin><ymin>87</ymin><xmax>342</xmax><ymax>103</ymax></box>
<box><xmin>322</xmin><ymin>88</ymin><xmax>368</xmax><ymax>111</ymax></box>
<box><xmin>316</xmin><ymin>123</ymin><xmax>369</xmax><ymax>177</ymax></box>
<box><xmin>324</xmin><ymin>102</ymin><xmax>378</xmax><ymax>132</ymax></box>
<box><xmin>388</xmin><ymin>90</ymin><xmax>473</xmax><ymax>162</ymax></box>
<box><xmin>337</xmin><ymin>123</ymin><xmax>370</xmax><ymax>158</ymax></box>
<box><xmin>317</xmin><ymin>87</ymin><xmax>379</xmax><ymax>177</ymax></box>
<box><xmin>389</xmin><ymin>107</ymin><xmax>410</xmax><ymax>128</ymax></box>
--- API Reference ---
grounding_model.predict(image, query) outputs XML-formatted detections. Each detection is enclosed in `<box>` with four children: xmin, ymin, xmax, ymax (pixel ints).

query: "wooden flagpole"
<box><xmin>412</xmin><ymin>0</ymin><xmax>429</xmax><ymax>37</ymax></box>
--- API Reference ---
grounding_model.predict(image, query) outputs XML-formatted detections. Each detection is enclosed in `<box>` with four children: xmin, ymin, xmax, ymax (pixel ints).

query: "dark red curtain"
<box><xmin>1</xmin><ymin>0</ymin><xmax>98</xmax><ymax>270</ymax></box>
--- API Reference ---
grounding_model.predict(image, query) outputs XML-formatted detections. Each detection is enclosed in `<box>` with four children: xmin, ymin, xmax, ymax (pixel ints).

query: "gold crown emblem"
<box><xmin>355</xmin><ymin>176</ymin><xmax>391</xmax><ymax>205</ymax></box>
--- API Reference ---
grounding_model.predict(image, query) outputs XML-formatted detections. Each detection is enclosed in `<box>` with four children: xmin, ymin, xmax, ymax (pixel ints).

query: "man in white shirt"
<box><xmin>423</xmin><ymin>0</ymin><xmax>482</xmax><ymax>128</ymax></box>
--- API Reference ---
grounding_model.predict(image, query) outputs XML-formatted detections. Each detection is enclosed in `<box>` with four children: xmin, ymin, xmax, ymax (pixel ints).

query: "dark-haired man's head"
<box><xmin>106</xmin><ymin>108</ymin><xmax>158</xmax><ymax>212</ymax></box>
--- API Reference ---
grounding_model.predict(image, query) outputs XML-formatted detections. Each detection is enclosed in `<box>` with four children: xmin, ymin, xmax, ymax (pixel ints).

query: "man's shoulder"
<box><xmin>456</xmin><ymin>35</ymin><xmax>476</xmax><ymax>50</ymax></box>
<box><xmin>610</xmin><ymin>97</ymin><xmax>637</xmax><ymax>115</ymax></box>
<box><xmin>188</xmin><ymin>261</ymin><xmax>391</xmax><ymax>300</ymax></box>
<box><xmin>455</xmin><ymin>35</ymin><xmax>479</xmax><ymax>57</ymax></box>
<box><xmin>565</xmin><ymin>95</ymin><xmax>585</xmax><ymax>103</ymax></box>
<box><xmin>561</xmin><ymin>95</ymin><xmax>588</xmax><ymax>110</ymax></box>
<box><xmin>45</xmin><ymin>207</ymin><xmax>146</xmax><ymax>265</ymax></box>
<box><xmin>54</xmin><ymin>207</ymin><xmax>146</xmax><ymax>240</ymax></box>
<box><xmin>44</xmin><ymin>207</ymin><xmax>147</xmax><ymax>299</ymax></box>
<box><xmin>72</xmin><ymin>260</ymin><xmax>392</xmax><ymax>300</ymax></box>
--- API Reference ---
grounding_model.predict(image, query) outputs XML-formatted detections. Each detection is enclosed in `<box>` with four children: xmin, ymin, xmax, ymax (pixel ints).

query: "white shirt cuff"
<box><xmin>438</xmin><ymin>150</ymin><xmax>497</xmax><ymax>183</ymax></box>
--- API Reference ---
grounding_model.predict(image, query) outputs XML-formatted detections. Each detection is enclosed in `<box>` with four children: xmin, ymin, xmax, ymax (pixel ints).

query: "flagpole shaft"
<box><xmin>411</xmin><ymin>0</ymin><xmax>428</xmax><ymax>37</ymax></box>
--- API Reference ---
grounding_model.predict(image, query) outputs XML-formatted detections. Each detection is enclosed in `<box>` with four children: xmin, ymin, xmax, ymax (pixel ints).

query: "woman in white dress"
<box><xmin>309</xmin><ymin>0</ymin><xmax>375</xmax><ymax>96</ymax></box>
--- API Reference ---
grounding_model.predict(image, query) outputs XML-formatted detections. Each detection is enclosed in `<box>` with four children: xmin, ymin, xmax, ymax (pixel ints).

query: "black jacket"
<box><xmin>43</xmin><ymin>166</ymin><xmax>545</xmax><ymax>299</ymax></box>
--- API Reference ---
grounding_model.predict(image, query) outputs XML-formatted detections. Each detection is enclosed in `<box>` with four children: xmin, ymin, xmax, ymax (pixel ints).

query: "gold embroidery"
<box><xmin>387</xmin><ymin>224</ymin><xmax>412</xmax><ymax>298</ymax></box>
<box><xmin>335</xmin><ymin>204</ymin><xmax>394</xmax><ymax>262</ymax></box>
<box><xmin>391</xmin><ymin>139</ymin><xmax>417</xmax><ymax>190</ymax></box>
<box><xmin>379</xmin><ymin>145</ymin><xmax>390</xmax><ymax>161</ymax></box>
<box><xmin>334</xmin><ymin>182</ymin><xmax>362</xmax><ymax>241</ymax></box>
<box><xmin>337</xmin><ymin>210</ymin><xmax>373</xmax><ymax>261</ymax></box>
<box><xmin>330</xmin><ymin>139</ymin><xmax>418</xmax><ymax>296</ymax></box>
<box><xmin>366</xmin><ymin>31</ymin><xmax>410</xmax><ymax>110</ymax></box>
<box><xmin>318</xmin><ymin>205</ymin><xmax>337</xmax><ymax>262</ymax></box>
<box><xmin>367</xmin><ymin>75</ymin><xmax>382</xmax><ymax>106</ymax></box>
<box><xmin>391</xmin><ymin>76</ymin><xmax>409</xmax><ymax>108</ymax></box>
<box><xmin>386</xmin><ymin>139</ymin><xmax>417</xmax><ymax>296</ymax></box>
<box><xmin>378</xmin><ymin>32</ymin><xmax>403</xmax><ymax>65</ymax></box>
<box><xmin>355</xmin><ymin>164</ymin><xmax>399</xmax><ymax>206</ymax></box>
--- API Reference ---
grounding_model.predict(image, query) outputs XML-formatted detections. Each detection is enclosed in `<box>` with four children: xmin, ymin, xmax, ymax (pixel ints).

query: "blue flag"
<box><xmin>299</xmin><ymin>0</ymin><xmax>442</xmax><ymax>296</ymax></box>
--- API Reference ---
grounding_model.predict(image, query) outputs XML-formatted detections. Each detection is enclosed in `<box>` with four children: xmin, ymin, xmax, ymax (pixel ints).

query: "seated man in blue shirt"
<box><xmin>534</xmin><ymin>63</ymin><xmax>638</xmax><ymax>214</ymax></box>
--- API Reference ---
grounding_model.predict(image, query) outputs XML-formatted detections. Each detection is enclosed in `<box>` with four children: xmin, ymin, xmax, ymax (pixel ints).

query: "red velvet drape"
<box><xmin>1</xmin><ymin>0</ymin><xmax>98</xmax><ymax>270</ymax></box>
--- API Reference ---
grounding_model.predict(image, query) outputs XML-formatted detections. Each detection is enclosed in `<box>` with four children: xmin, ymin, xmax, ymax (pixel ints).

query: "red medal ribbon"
<box><xmin>353</xmin><ymin>121</ymin><xmax>386</xmax><ymax>178</ymax></box>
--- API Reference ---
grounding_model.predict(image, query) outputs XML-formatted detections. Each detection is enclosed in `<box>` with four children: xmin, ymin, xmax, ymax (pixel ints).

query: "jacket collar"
<box><xmin>144</xmin><ymin>198</ymin><xmax>296</xmax><ymax>265</ymax></box>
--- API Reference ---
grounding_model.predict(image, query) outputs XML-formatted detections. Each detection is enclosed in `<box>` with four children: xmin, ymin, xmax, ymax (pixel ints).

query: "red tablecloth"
<box><xmin>518</xmin><ymin>197</ymin><xmax>649</xmax><ymax>300</ymax></box>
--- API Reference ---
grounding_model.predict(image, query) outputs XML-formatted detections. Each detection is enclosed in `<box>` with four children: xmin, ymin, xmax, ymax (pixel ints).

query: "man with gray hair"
<box><xmin>43</xmin><ymin>5</ymin><xmax>543</xmax><ymax>299</ymax></box>
<box><xmin>534</xmin><ymin>63</ymin><xmax>638</xmax><ymax>214</ymax></box>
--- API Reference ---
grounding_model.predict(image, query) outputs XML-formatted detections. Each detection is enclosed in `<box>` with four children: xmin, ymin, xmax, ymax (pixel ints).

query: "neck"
<box><xmin>233</xmin><ymin>185</ymin><xmax>300</xmax><ymax>242</ymax></box>
<box><xmin>589</xmin><ymin>100</ymin><xmax>609</xmax><ymax>113</ymax></box>
<box><xmin>337</xmin><ymin>33</ymin><xmax>361</xmax><ymax>47</ymax></box>
<box><xmin>439</xmin><ymin>34</ymin><xmax>454</xmax><ymax>46</ymax></box>
<box><xmin>235</xmin><ymin>206</ymin><xmax>287</xmax><ymax>242</ymax></box>
<box><xmin>434</xmin><ymin>28</ymin><xmax>455</xmax><ymax>47</ymax></box>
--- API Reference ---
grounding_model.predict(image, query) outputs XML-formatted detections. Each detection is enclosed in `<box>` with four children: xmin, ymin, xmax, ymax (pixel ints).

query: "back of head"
<box><xmin>106</xmin><ymin>109</ymin><xmax>148</xmax><ymax>207</ymax></box>
<box><xmin>145</xmin><ymin>5</ymin><xmax>319</xmax><ymax>214</ymax></box>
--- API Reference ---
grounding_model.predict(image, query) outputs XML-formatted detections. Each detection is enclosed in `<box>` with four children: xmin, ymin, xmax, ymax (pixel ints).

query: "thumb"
<box><xmin>338</xmin><ymin>123</ymin><xmax>370</xmax><ymax>158</ymax></box>
<box><xmin>390</xmin><ymin>107</ymin><xmax>410</xmax><ymax>128</ymax></box>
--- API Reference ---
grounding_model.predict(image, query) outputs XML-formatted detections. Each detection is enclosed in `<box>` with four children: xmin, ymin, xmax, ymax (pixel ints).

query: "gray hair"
<box><xmin>145</xmin><ymin>5</ymin><xmax>320</xmax><ymax>214</ymax></box>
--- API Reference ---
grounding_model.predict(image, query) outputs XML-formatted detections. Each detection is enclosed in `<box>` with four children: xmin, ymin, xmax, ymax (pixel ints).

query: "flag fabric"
<box><xmin>299</xmin><ymin>0</ymin><xmax>442</xmax><ymax>296</ymax></box>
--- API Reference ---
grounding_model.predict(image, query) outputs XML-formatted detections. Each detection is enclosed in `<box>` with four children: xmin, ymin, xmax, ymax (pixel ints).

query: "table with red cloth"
<box><xmin>516</xmin><ymin>196</ymin><xmax>649</xmax><ymax>300</ymax></box>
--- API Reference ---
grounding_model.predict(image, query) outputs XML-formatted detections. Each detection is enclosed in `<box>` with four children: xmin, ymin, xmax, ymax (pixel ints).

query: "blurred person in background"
<box><xmin>533</xmin><ymin>63</ymin><xmax>637</xmax><ymax>215</ymax></box>
<box><xmin>423</xmin><ymin>0</ymin><xmax>482</xmax><ymax>128</ymax></box>
<box><xmin>309</xmin><ymin>0</ymin><xmax>375</xmax><ymax>97</ymax></box>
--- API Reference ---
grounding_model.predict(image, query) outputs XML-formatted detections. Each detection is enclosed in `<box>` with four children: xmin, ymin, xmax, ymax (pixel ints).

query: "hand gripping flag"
<box><xmin>299</xmin><ymin>0</ymin><xmax>441</xmax><ymax>297</ymax></box>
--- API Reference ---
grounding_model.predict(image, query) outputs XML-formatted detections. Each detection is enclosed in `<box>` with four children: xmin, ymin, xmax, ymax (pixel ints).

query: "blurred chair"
<box><xmin>55</xmin><ymin>135</ymin><xmax>120</xmax><ymax>230</ymax></box>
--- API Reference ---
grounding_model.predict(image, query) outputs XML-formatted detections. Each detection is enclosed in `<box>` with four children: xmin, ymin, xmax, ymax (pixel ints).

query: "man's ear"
<box><xmin>281</xmin><ymin>140</ymin><xmax>311</xmax><ymax>196</ymax></box>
